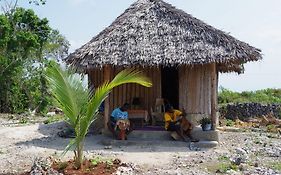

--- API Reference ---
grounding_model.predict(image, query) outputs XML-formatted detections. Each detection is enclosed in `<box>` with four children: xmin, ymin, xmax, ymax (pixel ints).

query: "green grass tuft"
<box><xmin>268</xmin><ymin>162</ymin><xmax>281</xmax><ymax>171</ymax></box>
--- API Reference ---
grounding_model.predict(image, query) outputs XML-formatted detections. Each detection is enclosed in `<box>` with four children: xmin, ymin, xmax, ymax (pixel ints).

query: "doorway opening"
<box><xmin>161</xmin><ymin>66</ymin><xmax>179</xmax><ymax>109</ymax></box>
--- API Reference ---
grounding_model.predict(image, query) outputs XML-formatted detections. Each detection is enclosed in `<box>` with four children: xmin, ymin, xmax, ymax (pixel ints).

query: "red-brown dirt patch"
<box><xmin>52</xmin><ymin>159</ymin><xmax>121</xmax><ymax>175</ymax></box>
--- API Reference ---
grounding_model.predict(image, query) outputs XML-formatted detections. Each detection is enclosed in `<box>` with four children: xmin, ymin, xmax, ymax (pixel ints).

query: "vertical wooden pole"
<box><xmin>87</xmin><ymin>68</ymin><xmax>94</xmax><ymax>92</ymax></box>
<box><xmin>211</xmin><ymin>63</ymin><xmax>217</xmax><ymax>130</ymax></box>
<box><xmin>104</xmin><ymin>65</ymin><xmax>110</xmax><ymax>130</ymax></box>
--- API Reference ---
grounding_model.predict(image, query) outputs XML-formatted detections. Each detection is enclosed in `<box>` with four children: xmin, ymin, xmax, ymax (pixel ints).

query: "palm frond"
<box><xmin>110</xmin><ymin>69</ymin><xmax>152</xmax><ymax>88</ymax></box>
<box><xmin>61</xmin><ymin>138</ymin><xmax>77</xmax><ymax>157</ymax></box>
<box><xmin>46</xmin><ymin>61</ymin><xmax>88</xmax><ymax>127</ymax></box>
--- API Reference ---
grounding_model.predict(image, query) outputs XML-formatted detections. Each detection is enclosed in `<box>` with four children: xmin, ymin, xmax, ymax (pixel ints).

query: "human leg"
<box><xmin>107</xmin><ymin>121</ymin><xmax>118</xmax><ymax>139</ymax></box>
<box><xmin>126</xmin><ymin>120</ymin><xmax>133</xmax><ymax>134</ymax></box>
<box><xmin>168</xmin><ymin>122</ymin><xmax>187</xmax><ymax>141</ymax></box>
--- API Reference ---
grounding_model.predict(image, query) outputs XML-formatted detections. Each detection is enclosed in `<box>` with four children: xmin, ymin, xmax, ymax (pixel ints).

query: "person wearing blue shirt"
<box><xmin>108</xmin><ymin>103</ymin><xmax>131</xmax><ymax>138</ymax></box>
<box><xmin>111</xmin><ymin>105</ymin><xmax>129</xmax><ymax>121</ymax></box>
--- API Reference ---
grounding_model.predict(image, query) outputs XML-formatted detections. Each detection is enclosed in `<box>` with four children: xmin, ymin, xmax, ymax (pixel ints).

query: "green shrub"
<box><xmin>225</xmin><ymin>119</ymin><xmax>235</xmax><ymax>127</ymax></box>
<box><xmin>207</xmin><ymin>162</ymin><xmax>238</xmax><ymax>173</ymax></box>
<box><xmin>218</xmin><ymin>87</ymin><xmax>281</xmax><ymax>104</ymax></box>
<box><xmin>217</xmin><ymin>155</ymin><xmax>229</xmax><ymax>161</ymax></box>
<box><xmin>90</xmin><ymin>156</ymin><xmax>102</xmax><ymax>166</ymax></box>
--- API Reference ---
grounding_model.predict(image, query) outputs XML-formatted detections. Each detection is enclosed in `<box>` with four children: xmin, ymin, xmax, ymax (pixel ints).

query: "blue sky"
<box><xmin>13</xmin><ymin>0</ymin><xmax>281</xmax><ymax>91</ymax></box>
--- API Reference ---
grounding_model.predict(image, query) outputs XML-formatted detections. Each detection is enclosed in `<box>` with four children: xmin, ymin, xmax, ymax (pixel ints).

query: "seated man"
<box><xmin>164</xmin><ymin>104</ymin><xmax>198</xmax><ymax>142</ymax></box>
<box><xmin>108</xmin><ymin>103</ymin><xmax>131</xmax><ymax>140</ymax></box>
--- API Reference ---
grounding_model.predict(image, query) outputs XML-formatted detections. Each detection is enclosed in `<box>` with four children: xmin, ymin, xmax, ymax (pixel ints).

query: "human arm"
<box><xmin>123</xmin><ymin>111</ymin><xmax>129</xmax><ymax>120</ymax></box>
<box><xmin>174</xmin><ymin>110</ymin><xmax>183</xmax><ymax>122</ymax></box>
<box><xmin>164</xmin><ymin>113</ymin><xmax>172</xmax><ymax>122</ymax></box>
<box><xmin>111</xmin><ymin>108</ymin><xmax>121</xmax><ymax>121</ymax></box>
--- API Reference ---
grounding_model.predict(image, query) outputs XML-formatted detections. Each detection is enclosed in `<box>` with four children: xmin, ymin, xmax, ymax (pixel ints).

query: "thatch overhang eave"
<box><xmin>67</xmin><ymin>49</ymin><xmax>259</xmax><ymax>73</ymax></box>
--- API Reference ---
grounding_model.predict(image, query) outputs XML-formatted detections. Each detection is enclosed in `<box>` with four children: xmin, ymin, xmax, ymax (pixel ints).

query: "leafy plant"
<box><xmin>225</xmin><ymin>119</ymin><xmax>235</xmax><ymax>127</ymax></box>
<box><xmin>46</xmin><ymin>62</ymin><xmax>152</xmax><ymax>169</ymax></box>
<box><xmin>212</xmin><ymin>162</ymin><xmax>238</xmax><ymax>173</ymax></box>
<box><xmin>90</xmin><ymin>156</ymin><xmax>101</xmax><ymax>166</ymax></box>
<box><xmin>199</xmin><ymin>117</ymin><xmax>211</xmax><ymax>125</ymax></box>
<box><xmin>207</xmin><ymin>161</ymin><xmax>238</xmax><ymax>174</ymax></box>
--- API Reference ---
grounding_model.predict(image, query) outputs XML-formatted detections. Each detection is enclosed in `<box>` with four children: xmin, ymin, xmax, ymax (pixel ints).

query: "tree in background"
<box><xmin>0</xmin><ymin>3</ymin><xmax>69</xmax><ymax>113</ymax></box>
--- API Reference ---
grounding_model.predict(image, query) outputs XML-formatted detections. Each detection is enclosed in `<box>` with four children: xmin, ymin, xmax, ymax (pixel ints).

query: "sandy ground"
<box><xmin>0</xmin><ymin>118</ymin><xmax>280</xmax><ymax>175</ymax></box>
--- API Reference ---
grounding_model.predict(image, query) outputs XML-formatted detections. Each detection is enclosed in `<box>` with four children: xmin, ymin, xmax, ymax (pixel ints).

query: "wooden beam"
<box><xmin>211</xmin><ymin>63</ymin><xmax>217</xmax><ymax>130</ymax></box>
<box><xmin>104</xmin><ymin>65</ymin><xmax>111</xmax><ymax>129</ymax></box>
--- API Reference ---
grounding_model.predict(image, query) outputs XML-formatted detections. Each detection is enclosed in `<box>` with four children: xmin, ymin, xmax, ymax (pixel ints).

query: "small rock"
<box><xmin>232</xmin><ymin>157</ymin><xmax>242</xmax><ymax>165</ymax></box>
<box><xmin>104</xmin><ymin>145</ymin><xmax>112</xmax><ymax>149</ymax></box>
<box><xmin>235</xmin><ymin>148</ymin><xmax>247</xmax><ymax>155</ymax></box>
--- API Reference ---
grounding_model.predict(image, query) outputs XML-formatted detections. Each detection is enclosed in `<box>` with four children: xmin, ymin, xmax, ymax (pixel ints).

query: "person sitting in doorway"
<box><xmin>164</xmin><ymin>104</ymin><xmax>198</xmax><ymax>142</ymax></box>
<box><xmin>108</xmin><ymin>103</ymin><xmax>132</xmax><ymax>140</ymax></box>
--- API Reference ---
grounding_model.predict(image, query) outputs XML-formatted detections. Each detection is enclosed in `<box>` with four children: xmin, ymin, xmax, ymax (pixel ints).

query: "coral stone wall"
<box><xmin>220</xmin><ymin>103</ymin><xmax>281</xmax><ymax>120</ymax></box>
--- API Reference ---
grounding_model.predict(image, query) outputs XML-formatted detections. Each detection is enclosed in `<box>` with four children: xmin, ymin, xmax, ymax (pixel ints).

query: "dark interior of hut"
<box><xmin>133</xmin><ymin>67</ymin><xmax>180</xmax><ymax>131</ymax></box>
<box><xmin>161</xmin><ymin>66</ymin><xmax>179</xmax><ymax>109</ymax></box>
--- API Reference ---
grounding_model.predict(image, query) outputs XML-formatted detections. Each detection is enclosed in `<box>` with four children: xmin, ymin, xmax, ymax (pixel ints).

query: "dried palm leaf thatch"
<box><xmin>66</xmin><ymin>0</ymin><xmax>262</xmax><ymax>73</ymax></box>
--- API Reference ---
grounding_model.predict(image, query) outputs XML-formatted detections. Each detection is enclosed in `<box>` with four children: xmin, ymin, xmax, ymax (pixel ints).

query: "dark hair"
<box><xmin>120</xmin><ymin>103</ymin><xmax>130</xmax><ymax>112</ymax></box>
<box><xmin>165</xmin><ymin>103</ymin><xmax>173</xmax><ymax>111</ymax></box>
<box><xmin>123</xmin><ymin>103</ymin><xmax>130</xmax><ymax>108</ymax></box>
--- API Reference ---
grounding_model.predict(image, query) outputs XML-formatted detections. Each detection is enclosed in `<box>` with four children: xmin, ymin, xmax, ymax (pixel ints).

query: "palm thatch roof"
<box><xmin>66</xmin><ymin>0</ymin><xmax>262</xmax><ymax>73</ymax></box>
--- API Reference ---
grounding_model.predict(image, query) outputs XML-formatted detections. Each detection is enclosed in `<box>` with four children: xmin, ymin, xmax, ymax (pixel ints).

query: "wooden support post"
<box><xmin>104</xmin><ymin>65</ymin><xmax>110</xmax><ymax>130</ymax></box>
<box><xmin>211</xmin><ymin>63</ymin><xmax>217</xmax><ymax>130</ymax></box>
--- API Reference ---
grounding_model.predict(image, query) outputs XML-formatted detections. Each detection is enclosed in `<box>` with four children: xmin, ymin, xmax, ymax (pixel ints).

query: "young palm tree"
<box><xmin>46</xmin><ymin>62</ymin><xmax>152</xmax><ymax>168</ymax></box>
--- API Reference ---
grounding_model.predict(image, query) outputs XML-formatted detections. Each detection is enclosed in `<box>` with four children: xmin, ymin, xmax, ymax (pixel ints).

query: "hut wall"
<box><xmin>87</xmin><ymin>66</ymin><xmax>161</xmax><ymax>116</ymax></box>
<box><xmin>179</xmin><ymin>64</ymin><xmax>213</xmax><ymax>115</ymax></box>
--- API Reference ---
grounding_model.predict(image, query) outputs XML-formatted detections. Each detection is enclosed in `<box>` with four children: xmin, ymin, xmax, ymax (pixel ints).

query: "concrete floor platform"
<box><xmin>191</xmin><ymin>126</ymin><xmax>220</xmax><ymax>142</ymax></box>
<box><xmin>103</xmin><ymin>126</ymin><xmax>219</xmax><ymax>142</ymax></box>
<box><xmin>102</xmin><ymin>126</ymin><xmax>219</xmax><ymax>148</ymax></box>
<box><xmin>100</xmin><ymin>138</ymin><xmax>218</xmax><ymax>148</ymax></box>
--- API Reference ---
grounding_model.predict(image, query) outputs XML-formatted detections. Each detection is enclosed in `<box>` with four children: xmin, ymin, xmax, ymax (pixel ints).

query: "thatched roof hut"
<box><xmin>66</xmin><ymin>0</ymin><xmax>262</xmax><ymax>131</ymax></box>
<box><xmin>67</xmin><ymin>0</ymin><xmax>261</xmax><ymax>73</ymax></box>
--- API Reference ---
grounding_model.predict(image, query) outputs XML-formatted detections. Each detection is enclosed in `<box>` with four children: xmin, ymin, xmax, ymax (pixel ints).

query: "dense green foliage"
<box><xmin>47</xmin><ymin>61</ymin><xmax>152</xmax><ymax>168</ymax></box>
<box><xmin>0</xmin><ymin>7</ymin><xmax>69</xmax><ymax>114</ymax></box>
<box><xmin>218</xmin><ymin>87</ymin><xmax>281</xmax><ymax>104</ymax></box>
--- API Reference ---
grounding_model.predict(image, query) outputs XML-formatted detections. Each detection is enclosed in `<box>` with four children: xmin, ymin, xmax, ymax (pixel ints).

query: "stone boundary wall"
<box><xmin>220</xmin><ymin>103</ymin><xmax>281</xmax><ymax>120</ymax></box>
